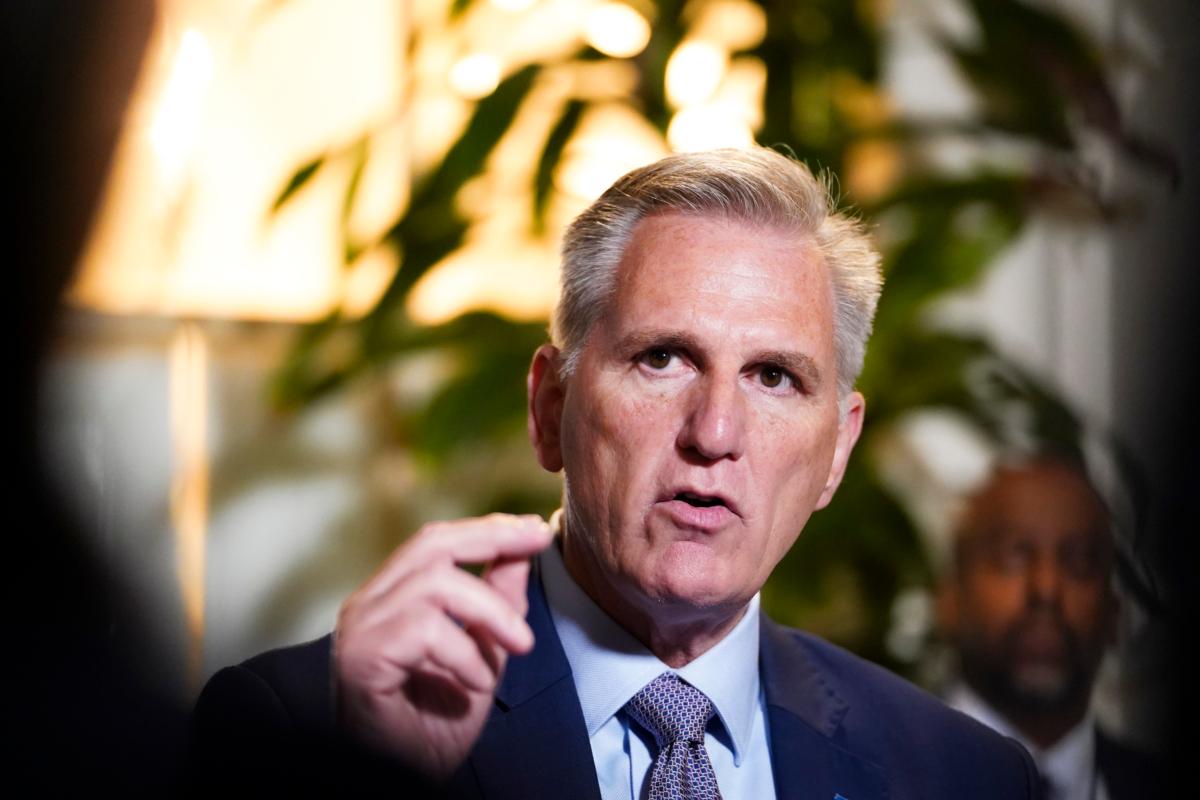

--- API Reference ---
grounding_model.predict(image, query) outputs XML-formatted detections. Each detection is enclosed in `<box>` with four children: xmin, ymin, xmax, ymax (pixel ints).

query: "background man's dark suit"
<box><xmin>1095</xmin><ymin>730</ymin><xmax>1165</xmax><ymax>800</ymax></box>
<box><xmin>195</xmin><ymin>558</ymin><xmax>1039</xmax><ymax>798</ymax></box>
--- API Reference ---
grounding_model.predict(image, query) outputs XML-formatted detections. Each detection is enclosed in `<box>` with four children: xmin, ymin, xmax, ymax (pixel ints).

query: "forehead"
<box><xmin>961</xmin><ymin>463</ymin><xmax>1111</xmax><ymax>547</ymax></box>
<box><xmin>603</xmin><ymin>211</ymin><xmax>835</xmax><ymax>355</ymax></box>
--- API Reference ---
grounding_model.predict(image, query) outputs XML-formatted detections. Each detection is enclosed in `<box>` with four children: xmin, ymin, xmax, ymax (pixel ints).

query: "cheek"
<box><xmin>964</xmin><ymin>576</ymin><xmax>1026</xmax><ymax>627</ymax></box>
<box><xmin>562</xmin><ymin>385</ymin><xmax>665</xmax><ymax>501</ymax></box>
<box><xmin>1063</xmin><ymin>586</ymin><xmax>1111</xmax><ymax>633</ymax></box>
<box><xmin>761</xmin><ymin>417</ymin><xmax>838</xmax><ymax>506</ymax></box>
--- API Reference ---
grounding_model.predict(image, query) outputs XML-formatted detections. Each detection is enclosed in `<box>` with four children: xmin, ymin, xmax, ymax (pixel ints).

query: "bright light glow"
<box><xmin>70</xmin><ymin>0</ymin><xmax>407</xmax><ymax>322</ymax></box>
<box><xmin>556</xmin><ymin>103</ymin><xmax>667</xmax><ymax>200</ymax></box>
<box><xmin>342</xmin><ymin>244</ymin><xmax>400</xmax><ymax>317</ymax></box>
<box><xmin>584</xmin><ymin>3</ymin><xmax>651</xmax><ymax>58</ymax></box>
<box><xmin>169</xmin><ymin>322</ymin><xmax>209</xmax><ymax>692</ymax></box>
<box><xmin>691</xmin><ymin>0</ymin><xmax>766</xmax><ymax>51</ymax></box>
<box><xmin>716</xmin><ymin>56</ymin><xmax>767</xmax><ymax>132</ymax></box>
<box><xmin>407</xmin><ymin>240</ymin><xmax>559</xmax><ymax>325</ymax></box>
<box><xmin>490</xmin><ymin>0</ymin><xmax>537</xmax><ymax>10</ymax></box>
<box><xmin>667</xmin><ymin>105</ymin><xmax>754</xmax><ymax>151</ymax></box>
<box><xmin>148</xmin><ymin>29</ymin><xmax>213</xmax><ymax>187</ymax></box>
<box><xmin>665</xmin><ymin>40</ymin><xmax>727</xmax><ymax>108</ymax></box>
<box><xmin>844</xmin><ymin>138</ymin><xmax>900</xmax><ymax>202</ymax></box>
<box><xmin>449</xmin><ymin>53</ymin><xmax>501</xmax><ymax>98</ymax></box>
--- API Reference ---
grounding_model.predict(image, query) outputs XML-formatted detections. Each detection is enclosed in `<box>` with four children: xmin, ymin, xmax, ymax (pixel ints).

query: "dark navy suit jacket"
<box><xmin>194</xmin><ymin>560</ymin><xmax>1039</xmax><ymax>799</ymax></box>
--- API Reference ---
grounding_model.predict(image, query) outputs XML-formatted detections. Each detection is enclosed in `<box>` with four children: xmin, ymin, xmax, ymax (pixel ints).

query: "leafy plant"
<box><xmin>262</xmin><ymin>0</ymin><xmax>1170</xmax><ymax>675</ymax></box>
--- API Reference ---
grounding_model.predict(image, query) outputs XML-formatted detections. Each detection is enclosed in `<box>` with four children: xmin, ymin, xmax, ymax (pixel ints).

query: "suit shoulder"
<box><xmin>780</xmin><ymin>628</ymin><xmax>959</xmax><ymax>718</ymax></box>
<box><xmin>190</xmin><ymin>634</ymin><xmax>435</xmax><ymax>793</ymax></box>
<box><xmin>240</xmin><ymin>635</ymin><xmax>334</xmax><ymax>703</ymax></box>
<box><xmin>765</xmin><ymin>624</ymin><xmax>1038</xmax><ymax>798</ymax></box>
<box><xmin>196</xmin><ymin>634</ymin><xmax>334</xmax><ymax>733</ymax></box>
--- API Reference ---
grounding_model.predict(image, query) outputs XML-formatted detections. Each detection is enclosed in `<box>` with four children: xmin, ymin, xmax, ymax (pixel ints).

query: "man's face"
<box><xmin>531</xmin><ymin>211</ymin><xmax>863</xmax><ymax>627</ymax></box>
<box><xmin>946</xmin><ymin>462</ymin><xmax>1116</xmax><ymax>713</ymax></box>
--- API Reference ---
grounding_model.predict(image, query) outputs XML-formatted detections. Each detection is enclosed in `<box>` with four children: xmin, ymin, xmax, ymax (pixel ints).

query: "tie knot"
<box><xmin>626</xmin><ymin>672</ymin><xmax>714</xmax><ymax>746</ymax></box>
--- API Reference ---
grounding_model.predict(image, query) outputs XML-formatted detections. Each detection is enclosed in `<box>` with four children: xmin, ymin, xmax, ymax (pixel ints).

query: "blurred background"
<box><xmin>32</xmin><ymin>0</ymin><xmax>1194</xmax><ymax>754</ymax></box>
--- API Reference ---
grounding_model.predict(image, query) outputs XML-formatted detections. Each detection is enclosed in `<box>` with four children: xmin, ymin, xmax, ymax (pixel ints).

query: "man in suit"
<box><xmin>195</xmin><ymin>147</ymin><xmax>1039</xmax><ymax>797</ymax></box>
<box><xmin>938</xmin><ymin>455</ymin><xmax>1162</xmax><ymax>800</ymax></box>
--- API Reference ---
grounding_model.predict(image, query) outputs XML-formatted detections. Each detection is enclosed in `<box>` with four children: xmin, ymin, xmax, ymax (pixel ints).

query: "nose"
<box><xmin>676</xmin><ymin>375</ymin><xmax>746</xmax><ymax>462</ymax></box>
<box><xmin>1026</xmin><ymin>551</ymin><xmax>1062</xmax><ymax>608</ymax></box>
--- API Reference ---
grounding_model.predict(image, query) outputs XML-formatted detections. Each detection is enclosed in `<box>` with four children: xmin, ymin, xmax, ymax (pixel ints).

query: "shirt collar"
<box><xmin>946</xmin><ymin>683</ymin><xmax>1097</xmax><ymax>794</ymax></box>
<box><xmin>538</xmin><ymin>529</ymin><xmax>762</xmax><ymax>767</ymax></box>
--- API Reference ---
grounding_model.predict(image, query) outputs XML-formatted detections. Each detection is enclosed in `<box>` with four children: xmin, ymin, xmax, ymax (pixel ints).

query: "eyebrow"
<box><xmin>614</xmin><ymin>330</ymin><xmax>824</xmax><ymax>390</ymax></box>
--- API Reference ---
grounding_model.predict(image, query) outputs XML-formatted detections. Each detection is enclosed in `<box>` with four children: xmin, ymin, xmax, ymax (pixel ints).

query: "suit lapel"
<box><xmin>457</xmin><ymin>558</ymin><xmax>602</xmax><ymax>800</ymax></box>
<box><xmin>760</xmin><ymin>618</ymin><xmax>888</xmax><ymax>800</ymax></box>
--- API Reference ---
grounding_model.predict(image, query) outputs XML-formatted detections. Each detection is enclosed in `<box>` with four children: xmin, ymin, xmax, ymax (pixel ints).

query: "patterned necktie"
<box><xmin>625</xmin><ymin>672</ymin><xmax>723</xmax><ymax>800</ymax></box>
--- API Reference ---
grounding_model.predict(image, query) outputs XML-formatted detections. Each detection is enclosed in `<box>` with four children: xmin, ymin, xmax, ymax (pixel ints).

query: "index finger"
<box><xmin>362</xmin><ymin>514</ymin><xmax>553</xmax><ymax>601</ymax></box>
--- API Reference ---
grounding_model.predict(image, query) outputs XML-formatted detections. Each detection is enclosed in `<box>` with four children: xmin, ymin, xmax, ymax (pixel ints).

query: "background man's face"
<box><xmin>553</xmin><ymin>211</ymin><xmax>862</xmax><ymax>624</ymax></box>
<box><xmin>947</xmin><ymin>461</ymin><xmax>1116</xmax><ymax>713</ymax></box>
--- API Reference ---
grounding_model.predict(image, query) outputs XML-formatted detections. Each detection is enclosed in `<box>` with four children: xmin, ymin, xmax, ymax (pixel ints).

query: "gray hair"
<box><xmin>552</xmin><ymin>147</ymin><xmax>883</xmax><ymax>398</ymax></box>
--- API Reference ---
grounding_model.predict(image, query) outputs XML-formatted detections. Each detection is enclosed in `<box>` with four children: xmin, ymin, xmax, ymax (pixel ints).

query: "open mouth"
<box><xmin>675</xmin><ymin>491</ymin><xmax>727</xmax><ymax>509</ymax></box>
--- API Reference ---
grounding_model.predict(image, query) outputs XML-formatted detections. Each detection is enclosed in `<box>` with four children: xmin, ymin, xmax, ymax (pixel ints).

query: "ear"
<box><xmin>527</xmin><ymin>344</ymin><xmax>565</xmax><ymax>473</ymax></box>
<box><xmin>815</xmin><ymin>391</ymin><xmax>865</xmax><ymax>510</ymax></box>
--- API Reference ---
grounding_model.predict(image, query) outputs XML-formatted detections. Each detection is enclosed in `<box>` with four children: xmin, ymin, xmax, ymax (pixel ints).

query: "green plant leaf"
<box><xmin>532</xmin><ymin>99</ymin><xmax>585</xmax><ymax>234</ymax></box>
<box><xmin>271</xmin><ymin>156</ymin><xmax>324</xmax><ymax>213</ymax></box>
<box><xmin>359</xmin><ymin>64</ymin><xmax>541</xmax><ymax>348</ymax></box>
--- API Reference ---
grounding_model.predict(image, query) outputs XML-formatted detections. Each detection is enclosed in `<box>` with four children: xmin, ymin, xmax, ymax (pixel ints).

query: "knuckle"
<box><xmin>336</xmin><ymin>596</ymin><xmax>363</xmax><ymax>631</ymax></box>
<box><xmin>412</xmin><ymin>612</ymin><xmax>446</xmax><ymax>652</ymax></box>
<box><xmin>411</xmin><ymin>521</ymin><xmax>442</xmax><ymax>548</ymax></box>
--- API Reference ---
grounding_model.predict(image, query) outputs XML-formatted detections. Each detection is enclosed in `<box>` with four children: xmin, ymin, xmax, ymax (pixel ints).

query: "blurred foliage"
<box><xmin>264</xmin><ymin>0</ymin><xmax>1170</xmax><ymax>674</ymax></box>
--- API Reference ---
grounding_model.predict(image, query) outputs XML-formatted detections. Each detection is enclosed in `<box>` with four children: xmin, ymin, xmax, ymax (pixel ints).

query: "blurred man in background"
<box><xmin>939</xmin><ymin>455</ymin><xmax>1162</xmax><ymax>800</ymax></box>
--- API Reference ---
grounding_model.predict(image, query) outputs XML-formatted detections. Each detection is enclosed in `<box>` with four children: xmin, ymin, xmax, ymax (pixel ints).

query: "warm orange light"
<box><xmin>449</xmin><ymin>53</ymin><xmax>501</xmax><ymax>98</ymax></box>
<box><xmin>667</xmin><ymin>105</ymin><xmax>754</xmax><ymax>151</ymax></box>
<box><xmin>490</xmin><ymin>0</ymin><xmax>537</xmax><ymax>10</ymax></box>
<box><xmin>169</xmin><ymin>322</ymin><xmax>208</xmax><ymax>693</ymax></box>
<box><xmin>148</xmin><ymin>29</ymin><xmax>212</xmax><ymax>191</ymax></box>
<box><xmin>665</xmin><ymin>40</ymin><xmax>728</xmax><ymax>108</ymax></box>
<box><xmin>690</xmin><ymin>0</ymin><xmax>767</xmax><ymax>51</ymax></box>
<box><xmin>844</xmin><ymin>138</ymin><xmax>901</xmax><ymax>202</ymax></box>
<box><xmin>69</xmin><ymin>0</ymin><xmax>405</xmax><ymax>323</ymax></box>
<box><xmin>584</xmin><ymin>3</ymin><xmax>651</xmax><ymax>58</ymax></box>
<box><xmin>555</xmin><ymin>103</ymin><xmax>667</xmax><ymax>200</ymax></box>
<box><xmin>407</xmin><ymin>239</ymin><xmax>560</xmax><ymax>325</ymax></box>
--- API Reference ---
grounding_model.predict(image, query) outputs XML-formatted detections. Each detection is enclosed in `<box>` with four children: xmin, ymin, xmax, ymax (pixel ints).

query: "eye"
<box><xmin>755</xmin><ymin>364</ymin><xmax>796</xmax><ymax>392</ymax></box>
<box><xmin>642</xmin><ymin>348</ymin><xmax>673</xmax><ymax>369</ymax></box>
<box><xmin>988</xmin><ymin>541</ymin><xmax>1032</xmax><ymax>574</ymax></box>
<box><xmin>1059</xmin><ymin>541</ymin><xmax>1106</xmax><ymax>581</ymax></box>
<box><xmin>760</xmin><ymin>366</ymin><xmax>787</xmax><ymax>389</ymax></box>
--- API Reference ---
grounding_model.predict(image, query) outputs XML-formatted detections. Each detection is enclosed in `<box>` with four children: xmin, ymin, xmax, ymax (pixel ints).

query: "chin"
<box><xmin>638</xmin><ymin>548</ymin><xmax>747</xmax><ymax>612</ymax></box>
<box><xmin>1011</xmin><ymin>664</ymin><xmax>1071</xmax><ymax>703</ymax></box>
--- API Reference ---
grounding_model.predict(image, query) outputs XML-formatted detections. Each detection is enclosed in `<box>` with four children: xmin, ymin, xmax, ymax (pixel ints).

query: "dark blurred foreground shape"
<box><xmin>7</xmin><ymin>0</ymin><xmax>190</xmax><ymax>791</ymax></box>
<box><xmin>10</xmin><ymin>3</ymin><xmax>458</xmax><ymax>791</ymax></box>
<box><xmin>938</xmin><ymin>455</ymin><xmax>1166</xmax><ymax>799</ymax></box>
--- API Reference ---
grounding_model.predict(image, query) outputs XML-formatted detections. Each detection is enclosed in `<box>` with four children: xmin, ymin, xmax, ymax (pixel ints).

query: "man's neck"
<box><xmin>999</xmin><ymin>703</ymin><xmax>1089</xmax><ymax>751</ymax></box>
<box><xmin>559</xmin><ymin>533</ymin><xmax>746</xmax><ymax>668</ymax></box>
<box><xmin>964</xmin><ymin>681</ymin><xmax>1090</xmax><ymax>751</ymax></box>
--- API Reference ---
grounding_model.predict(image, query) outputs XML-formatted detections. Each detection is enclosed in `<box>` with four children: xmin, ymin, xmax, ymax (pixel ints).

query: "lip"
<box><xmin>654</xmin><ymin>485</ymin><xmax>741</xmax><ymax>531</ymax></box>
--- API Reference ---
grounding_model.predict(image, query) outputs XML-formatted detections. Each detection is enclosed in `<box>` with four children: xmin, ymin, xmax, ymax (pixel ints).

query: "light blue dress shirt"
<box><xmin>539</xmin><ymin>540</ymin><xmax>778</xmax><ymax>800</ymax></box>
